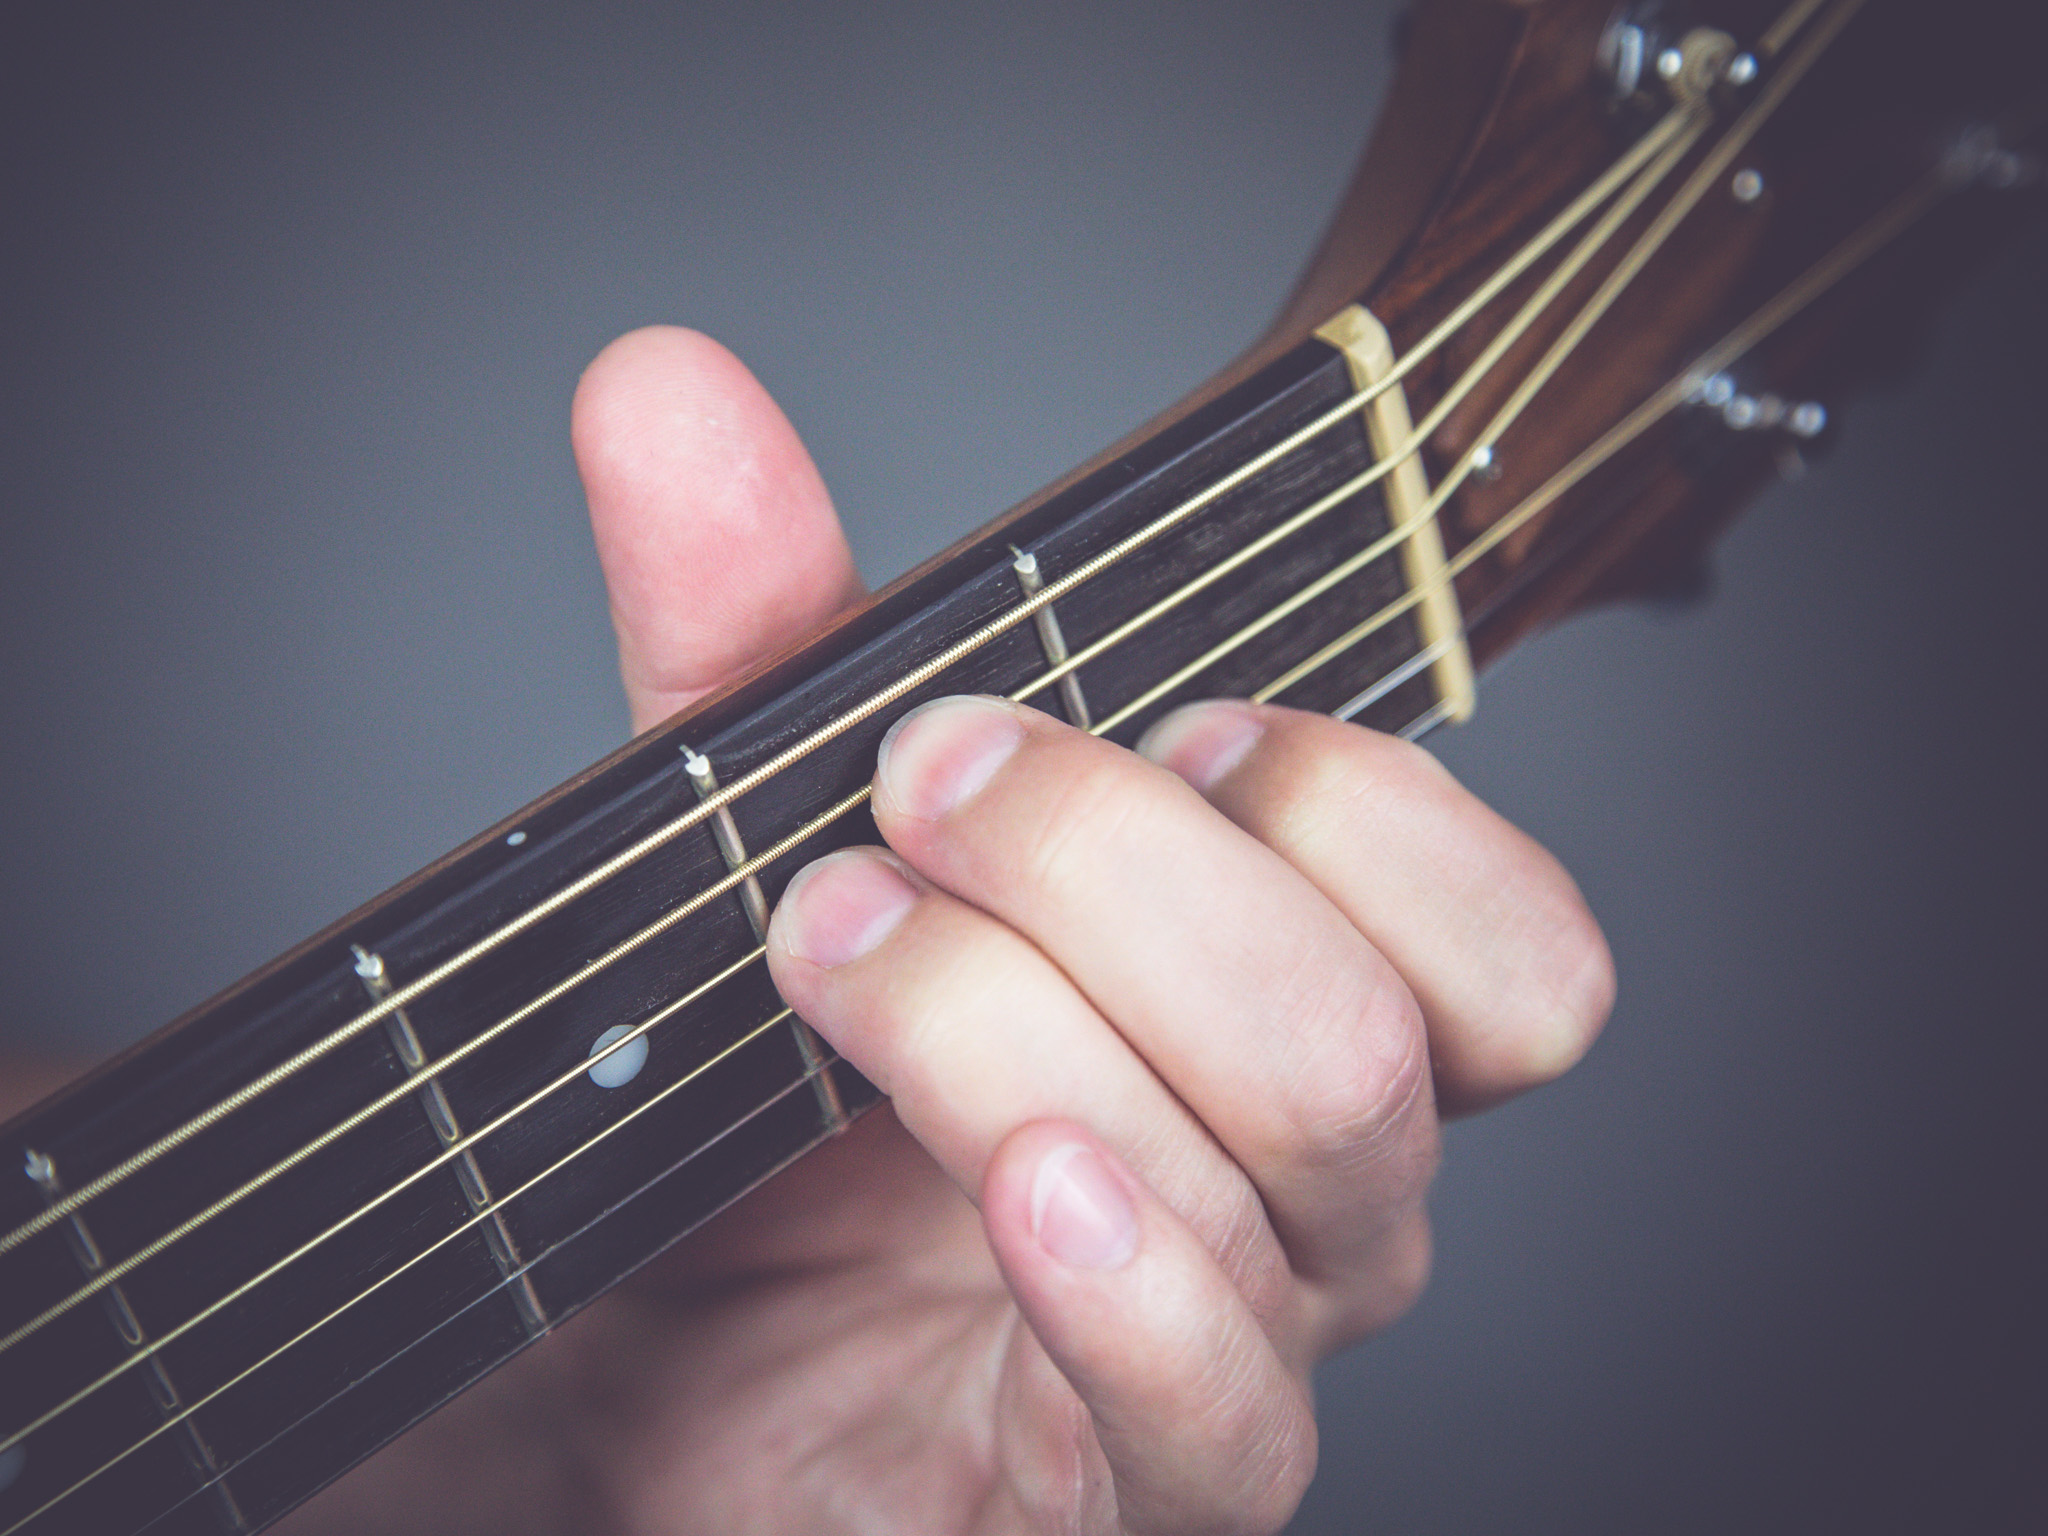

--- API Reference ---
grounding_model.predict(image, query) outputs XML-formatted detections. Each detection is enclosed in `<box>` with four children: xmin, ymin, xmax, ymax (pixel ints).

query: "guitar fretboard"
<box><xmin>0</xmin><ymin>327</ymin><xmax>1451</xmax><ymax>1535</ymax></box>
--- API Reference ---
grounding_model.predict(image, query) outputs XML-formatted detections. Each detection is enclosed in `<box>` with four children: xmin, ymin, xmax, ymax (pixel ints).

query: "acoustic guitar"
<box><xmin>1</xmin><ymin>0</ymin><xmax>2038</xmax><ymax>1530</ymax></box>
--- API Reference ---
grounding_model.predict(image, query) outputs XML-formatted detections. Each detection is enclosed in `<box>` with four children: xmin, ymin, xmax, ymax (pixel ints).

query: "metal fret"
<box><xmin>351</xmin><ymin>949</ymin><xmax>549</xmax><ymax>1339</ymax></box>
<box><xmin>682</xmin><ymin>749</ymin><xmax>848</xmax><ymax>1132</ymax></box>
<box><xmin>1010</xmin><ymin>550</ymin><xmax>1093</xmax><ymax>728</ymax></box>
<box><xmin>21</xmin><ymin>1152</ymin><xmax>248</xmax><ymax>1533</ymax></box>
<box><xmin>0</xmin><ymin>323</ymin><xmax>1434</xmax><ymax>1536</ymax></box>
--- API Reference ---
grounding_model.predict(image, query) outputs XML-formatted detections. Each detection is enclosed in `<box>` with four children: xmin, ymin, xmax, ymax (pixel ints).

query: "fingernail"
<box><xmin>1030</xmin><ymin>1143</ymin><xmax>1138</xmax><ymax>1270</ymax></box>
<box><xmin>774</xmin><ymin>849</ymin><xmax>917</xmax><ymax>968</ymax></box>
<box><xmin>876</xmin><ymin>695</ymin><xmax>1025</xmax><ymax>821</ymax></box>
<box><xmin>1135</xmin><ymin>701</ymin><xmax>1264</xmax><ymax>793</ymax></box>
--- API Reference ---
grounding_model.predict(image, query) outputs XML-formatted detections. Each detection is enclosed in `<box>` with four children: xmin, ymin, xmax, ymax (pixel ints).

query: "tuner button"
<box><xmin>1787</xmin><ymin>401</ymin><xmax>1828</xmax><ymax>438</ymax></box>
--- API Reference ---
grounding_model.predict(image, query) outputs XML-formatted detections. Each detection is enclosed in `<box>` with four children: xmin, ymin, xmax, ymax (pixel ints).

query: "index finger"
<box><xmin>572</xmin><ymin>326</ymin><xmax>864</xmax><ymax>730</ymax></box>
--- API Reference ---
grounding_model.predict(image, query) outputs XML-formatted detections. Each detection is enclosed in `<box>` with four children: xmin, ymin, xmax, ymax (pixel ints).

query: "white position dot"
<box><xmin>505</xmin><ymin>830</ymin><xmax>527</xmax><ymax>847</ymax></box>
<box><xmin>586</xmin><ymin>1025</ymin><xmax>648</xmax><ymax>1089</ymax></box>
<box><xmin>0</xmin><ymin>1440</ymin><xmax>25</xmax><ymax>1494</ymax></box>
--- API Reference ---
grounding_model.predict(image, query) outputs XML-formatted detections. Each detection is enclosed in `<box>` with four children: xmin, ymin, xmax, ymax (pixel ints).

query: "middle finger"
<box><xmin>869</xmin><ymin>695</ymin><xmax>1440</xmax><ymax>1286</ymax></box>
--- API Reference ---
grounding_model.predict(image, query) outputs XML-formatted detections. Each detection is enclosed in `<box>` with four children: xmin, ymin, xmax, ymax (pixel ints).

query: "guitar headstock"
<box><xmin>1267</xmin><ymin>0</ymin><xmax>2042</xmax><ymax>664</ymax></box>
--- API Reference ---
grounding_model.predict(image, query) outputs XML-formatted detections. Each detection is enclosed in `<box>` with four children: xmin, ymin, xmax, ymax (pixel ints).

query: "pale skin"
<box><xmin>8</xmin><ymin>326</ymin><xmax>1615</xmax><ymax>1535</ymax></box>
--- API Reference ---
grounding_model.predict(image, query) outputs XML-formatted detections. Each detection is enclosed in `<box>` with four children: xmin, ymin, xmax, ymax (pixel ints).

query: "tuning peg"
<box><xmin>1684</xmin><ymin>373</ymin><xmax>1828</xmax><ymax>441</ymax></box>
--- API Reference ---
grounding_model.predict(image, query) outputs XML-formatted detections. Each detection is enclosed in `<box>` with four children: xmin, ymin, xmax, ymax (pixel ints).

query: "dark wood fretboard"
<box><xmin>0</xmin><ymin>330</ymin><xmax>1448</xmax><ymax>1535</ymax></box>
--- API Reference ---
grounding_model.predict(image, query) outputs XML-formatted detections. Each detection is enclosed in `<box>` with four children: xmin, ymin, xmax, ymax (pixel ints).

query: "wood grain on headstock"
<box><xmin>1265</xmin><ymin>0</ymin><xmax>2041</xmax><ymax>664</ymax></box>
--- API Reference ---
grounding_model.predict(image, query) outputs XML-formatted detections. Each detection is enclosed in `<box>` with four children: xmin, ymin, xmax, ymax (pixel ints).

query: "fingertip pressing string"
<box><xmin>2</xmin><ymin>4</ymin><xmax>1903</xmax><ymax>1520</ymax></box>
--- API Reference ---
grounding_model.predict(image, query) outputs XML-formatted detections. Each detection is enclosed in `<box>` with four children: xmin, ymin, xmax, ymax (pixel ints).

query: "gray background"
<box><xmin>2</xmin><ymin>2</ymin><xmax>2041</xmax><ymax>1530</ymax></box>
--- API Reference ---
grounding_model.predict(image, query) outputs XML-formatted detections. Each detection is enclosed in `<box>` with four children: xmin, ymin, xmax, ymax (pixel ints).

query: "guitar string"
<box><xmin>1005</xmin><ymin>110</ymin><xmax>1709</xmax><ymax>714</ymax></box>
<box><xmin>0</xmin><ymin>1016</ymin><xmax>830</xmax><ymax>1536</ymax></box>
<box><xmin>1759</xmin><ymin>0</ymin><xmax>1835</xmax><ymax>59</ymax></box>
<box><xmin>0</xmin><ymin>95</ymin><xmax>1698</xmax><ymax>1263</ymax></box>
<box><xmin>0</xmin><ymin>18</ymin><xmax>1875</xmax><ymax>1458</ymax></box>
<box><xmin>1</xmin><ymin>641</ymin><xmax>1475</xmax><ymax>1533</ymax></box>
<box><xmin>0</xmin><ymin>146</ymin><xmax>1954</xmax><ymax>1522</ymax></box>
<box><xmin>0</xmin><ymin>922</ymin><xmax>788</xmax><ymax>1364</ymax></box>
<box><xmin>0</xmin><ymin>103</ymin><xmax>1707</xmax><ymax>1365</ymax></box>
<box><xmin>1094</xmin><ymin>0</ymin><xmax>1870</xmax><ymax>730</ymax></box>
<box><xmin>0</xmin><ymin>103</ymin><xmax>1928</xmax><ymax>1494</ymax></box>
<box><xmin>0</xmin><ymin>0</ymin><xmax>1856</xmax><ymax>1378</ymax></box>
<box><xmin>12</xmin><ymin>611</ymin><xmax>1451</xmax><ymax>1527</ymax></box>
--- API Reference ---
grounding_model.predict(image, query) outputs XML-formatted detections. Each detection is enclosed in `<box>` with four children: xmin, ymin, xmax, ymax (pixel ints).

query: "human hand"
<box><xmin>286</xmin><ymin>326</ymin><xmax>1613</xmax><ymax>1535</ymax></box>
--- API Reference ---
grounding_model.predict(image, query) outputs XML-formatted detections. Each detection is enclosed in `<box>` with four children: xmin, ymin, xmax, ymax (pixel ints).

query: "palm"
<box><xmin>282</xmin><ymin>325</ymin><xmax>1609</xmax><ymax>1535</ymax></box>
<box><xmin>601</xmin><ymin>1109</ymin><xmax>1075</xmax><ymax>1530</ymax></box>
<box><xmin>286</xmin><ymin>1109</ymin><xmax>1077</xmax><ymax>1532</ymax></box>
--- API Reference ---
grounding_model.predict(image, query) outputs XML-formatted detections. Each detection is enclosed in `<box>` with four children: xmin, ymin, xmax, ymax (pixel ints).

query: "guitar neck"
<box><xmin>8</xmin><ymin>0</ymin><xmax>2033</xmax><ymax>1520</ymax></box>
<box><xmin>0</xmin><ymin>321</ymin><xmax>1460</xmax><ymax>1535</ymax></box>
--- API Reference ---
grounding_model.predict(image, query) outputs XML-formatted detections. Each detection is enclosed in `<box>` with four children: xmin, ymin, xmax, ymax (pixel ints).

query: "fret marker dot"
<box><xmin>0</xmin><ymin>1441</ymin><xmax>24</xmax><ymax>1494</ymax></box>
<box><xmin>506</xmin><ymin>830</ymin><xmax>527</xmax><ymax>847</ymax></box>
<box><xmin>587</xmin><ymin>1025</ymin><xmax>648</xmax><ymax>1089</ymax></box>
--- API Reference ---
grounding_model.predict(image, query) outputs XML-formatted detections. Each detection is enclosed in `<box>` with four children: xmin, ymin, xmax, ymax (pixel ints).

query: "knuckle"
<box><xmin>1251</xmin><ymin>717</ymin><xmax>1456</xmax><ymax>850</ymax></box>
<box><xmin>1016</xmin><ymin>743</ymin><xmax>1150</xmax><ymax>900</ymax></box>
<box><xmin>1205</xmin><ymin>1191</ymin><xmax>1299</xmax><ymax>1330</ymax></box>
<box><xmin>1272</xmin><ymin>969</ymin><xmax>1432</xmax><ymax>1182</ymax></box>
<box><xmin>1325</xmin><ymin>1211</ymin><xmax>1435</xmax><ymax>1345</ymax></box>
<box><xmin>1199</xmin><ymin>1372</ymin><xmax>1318</xmax><ymax>1536</ymax></box>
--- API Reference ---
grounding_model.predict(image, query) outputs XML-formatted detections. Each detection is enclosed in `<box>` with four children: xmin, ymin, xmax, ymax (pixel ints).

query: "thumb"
<box><xmin>572</xmin><ymin>326</ymin><xmax>865</xmax><ymax>734</ymax></box>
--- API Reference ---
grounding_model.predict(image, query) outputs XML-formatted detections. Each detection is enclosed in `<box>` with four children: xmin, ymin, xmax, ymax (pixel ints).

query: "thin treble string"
<box><xmin>0</xmin><ymin>100</ymin><xmax>1956</xmax><ymax>1459</ymax></box>
<box><xmin>0</xmin><ymin>1019</ymin><xmax>829</xmax><ymax>1536</ymax></box>
<box><xmin>0</xmin><ymin>100</ymin><xmax>1703</xmax><ymax>1350</ymax></box>
<box><xmin>13</xmin><ymin>136</ymin><xmax>1951</xmax><ymax>1508</ymax></box>
<box><xmin>1071</xmin><ymin>106</ymin><xmax>1719</xmax><ymax>737</ymax></box>
<box><xmin>0</xmin><ymin>959</ymin><xmax>790</xmax><ymax>1450</ymax></box>
<box><xmin>1133</xmin><ymin>0</ymin><xmax>1870</xmax><ymax>721</ymax></box>
<box><xmin>1255</xmin><ymin>157</ymin><xmax>1959</xmax><ymax>708</ymax></box>
<box><xmin>0</xmin><ymin>0</ymin><xmax>1857</xmax><ymax>1371</ymax></box>
<box><xmin>1008</xmin><ymin>107</ymin><xmax>1709</xmax><ymax>718</ymax></box>
<box><xmin>1759</xmin><ymin>0</ymin><xmax>1835</xmax><ymax>59</ymax></box>
<box><xmin>0</xmin><ymin>105</ymin><xmax>1699</xmax><ymax>1266</ymax></box>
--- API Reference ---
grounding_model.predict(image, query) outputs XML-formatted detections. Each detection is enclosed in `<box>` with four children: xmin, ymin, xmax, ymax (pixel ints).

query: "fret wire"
<box><xmin>0</xmin><ymin>117</ymin><xmax>1686</xmax><ymax>1362</ymax></box>
<box><xmin>0</xmin><ymin>1018</ymin><xmax>826</xmax><ymax>1536</ymax></box>
<box><xmin>0</xmin><ymin>102</ymin><xmax>1694</xmax><ymax>1264</ymax></box>
<box><xmin>0</xmin><ymin>28</ymin><xmax>1862</xmax><ymax>1451</ymax></box>
<box><xmin>1088</xmin><ymin>101</ymin><xmax>1725</xmax><ymax>731</ymax></box>
<box><xmin>4</xmin><ymin>82</ymin><xmax>1942</xmax><ymax>1518</ymax></box>
<box><xmin>0</xmin><ymin>19</ymin><xmax>1834</xmax><ymax>1372</ymax></box>
<box><xmin>1009</xmin><ymin>110</ymin><xmax>1706</xmax><ymax>717</ymax></box>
